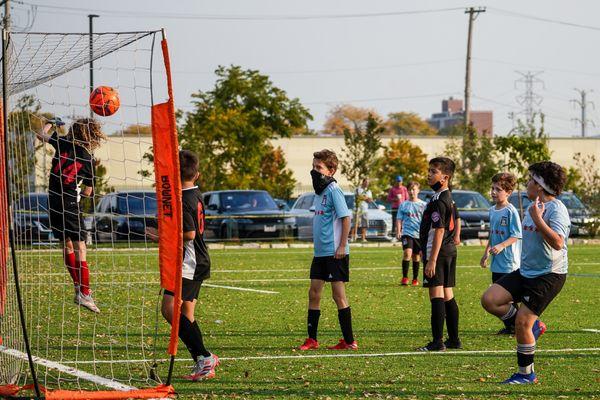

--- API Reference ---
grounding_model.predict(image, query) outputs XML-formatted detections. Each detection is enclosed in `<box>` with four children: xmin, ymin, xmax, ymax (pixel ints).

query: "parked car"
<box><xmin>202</xmin><ymin>190</ymin><xmax>296</xmax><ymax>240</ymax></box>
<box><xmin>419</xmin><ymin>189</ymin><xmax>491</xmax><ymax>240</ymax></box>
<box><xmin>290</xmin><ymin>192</ymin><xmax>393</xmax><ymax>240</ymax></box>
<box><xmin>508</xmin><ymin>191</ymin><xmax>594</xmax><ymax>236</ymax></box>
<box><xmin>273</xmin><ymin>198</ymin><xmax>291</xmax><ymax>212</ymax></box>
<box><xmin>13</xmin><ymin>192</ymin><xmax>57</xmax><ymax>244</ymax></box>
<box><xmin>92</xmin><ymin>191</ymin><xmax>157</xmax><ymax>242</ymax></box>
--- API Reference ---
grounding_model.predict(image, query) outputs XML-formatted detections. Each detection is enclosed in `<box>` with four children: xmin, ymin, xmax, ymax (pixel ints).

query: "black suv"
<box><xmin>92</xmin><ymin>191</ymin><xmax>157</xmax><ymax>242</ymax></box>
<box><xmin>419</xmin><ymin>189</ymin><xmax>491</xmax><ymax>240</ymax></box>
<box><xmin>202</xmin><ymin>190</ymin><xmax>296</xmax><ymax>240</ymax></box>
<box><xmin>13</xmin><ymin>192</ymin><xmax>57</xmax><ymax>244</ymax></box>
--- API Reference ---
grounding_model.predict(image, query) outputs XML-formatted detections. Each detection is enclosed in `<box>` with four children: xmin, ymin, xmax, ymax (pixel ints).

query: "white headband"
<box><xmin>531</xmin><ymin>174</ymin><xmax>556</xmax><ymax>195</ymax></box>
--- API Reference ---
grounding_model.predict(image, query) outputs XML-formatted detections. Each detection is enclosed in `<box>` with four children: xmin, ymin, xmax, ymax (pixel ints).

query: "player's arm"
<box><xmin>529</xmin><ymin>197</ymin><xmax>564</xmax><ymax>250</ymax></box>
<box><xmin>425</xmin><ymin>228</ymin><xmax>444</xmax><ymax>278</ymax></box>
<box><xmin>335</xmin><ymin>216</ymin><xmax>351</xmax><ymax>259</ymax></box>
<box><xmin>183</xmin><ymin>230</ymin><xmax>196</xmax><ymax>240</ymax></box>
<box><xmin>396</xmin><ymin>208</ymin><xmax>403</xmax><ymax>237</ymax></box>
<box><xmin>490</xmin><ymin>236</ymin><xmax>518</xmax><ymax>255</ymax></box>
<box><xmin>480</xmin><ymin>241</ymin><xmax>490</xmax><ymax>268</ymax></box>
<box><xmin>36</xmin><ymin>122</ymin><xmax>53</xmax><ymax>142</ymax></box>
<box><xmin>453</xmin><ymin>217</ymin><xmax>461</xmax><ymax>245</ymax></box>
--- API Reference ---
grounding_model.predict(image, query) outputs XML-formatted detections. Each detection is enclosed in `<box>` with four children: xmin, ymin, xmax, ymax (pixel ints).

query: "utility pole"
<box><xmin>464</xmin><ymin>6</ymin><xmax>485</xmax><ymax>129</ymax></box>
<box><xmin>88</xmin><ymin>14</ymin><xmax>98</xmax><ymax>117</ymax></box>
<box><xmin>515</xmin><ymin>71</ymin><xmax>544</xmax><ymax>124</ymax></box>
<box><xmin>571</xmin><ymin>88</ymin><xmax>595</xmax><ymax>137</ymax></box>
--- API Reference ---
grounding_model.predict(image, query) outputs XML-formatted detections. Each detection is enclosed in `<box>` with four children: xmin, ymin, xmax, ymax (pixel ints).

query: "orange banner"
<box><xmin>152</xmin><ymin>38</ymin><xmax>183</xmax><ymax>356</ymax></box>
<box><xmin>0</xmin><ymin>384</ymin><xmax>176</xmax><ymax>400</ymax></box>
<box><xmin>0</xmin><ymin>101</ymin><xmax>8</xmax><ymax>317</ymax></box>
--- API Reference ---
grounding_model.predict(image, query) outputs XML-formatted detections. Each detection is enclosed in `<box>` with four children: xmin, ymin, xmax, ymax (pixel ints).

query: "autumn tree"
<box><xmin>323</xmin><ymin>104</ymin><xmax>382</xmax><ymax>135</ymax></box>
<box><xmin>373</xmin><ymin>139</ymin><xmax>428</xmax><ymax>197</ymax></box>
<box><xmin>179</xmin><ymin>65</ymin><xmax>311</xmax><ymax>197</ymax></box>
<box><xmin>385</xmin><ymin>112</ymin><xmax>438</xmax><ymax>136</ymax></box>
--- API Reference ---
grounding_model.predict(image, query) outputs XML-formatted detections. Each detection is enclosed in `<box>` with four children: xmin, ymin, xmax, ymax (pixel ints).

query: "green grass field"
<box><xmin>8</xmin><ymin>244</ymin><xmax>600</xmax><ymax>399</ymax></box>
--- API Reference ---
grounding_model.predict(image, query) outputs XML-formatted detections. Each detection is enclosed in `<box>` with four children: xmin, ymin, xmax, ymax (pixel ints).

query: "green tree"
<box><xmin>323</xmin><ymin>104</ymin><xmax>382</xmax><ymax>135</ymax></box>
<box><xmin>444</xmin><ymin>125</ymin><xmax>498</xmax><ymax>194</ymax></box>
<box><xmin>179</xmin><ymin>65</ymin><xmax>311</xmax><ymax>195</ymax></box>
<box><xmin>373</xmin><ymin>138</ymin><xmax>428</xmax><ymax>198</ymax></box>
<box><xmin>564</xmin><ymin>153</ymin><xmax>600</xmax><ymax>237</ymax></box>
<box><xmin>385</xmin><ymin>112</ymin><xmax>438</xmax><ymax>136</ymax></box>
<box><xmin>340</xmin><ymin>113</ymin><xmax>384</xmax><ymax>188</ymax></box>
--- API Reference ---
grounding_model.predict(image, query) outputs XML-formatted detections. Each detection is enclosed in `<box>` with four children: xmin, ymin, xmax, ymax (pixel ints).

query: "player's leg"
<box><xmin>72</xmin><ymin>238</ymin><xmax>99</xmax><ymax>312</ymax></box>
<box><xmin>62</xmin><ymin>238</ymin><xmax>79</xmax><ymax>289</ymax></box>
<box><xmin>329</xmin><ymin>281</ymin><xmax>357</xmax><ymax>349</ymax></box>
<box><xmin>443</xmin><ymin>287</ymin><xmax>461</xmax><ymax>348</ymax></box>
<box><xmin>481</xmin><ymin>271</ymin><xmax>521</xmax><ymax>332</ymax></box>
<box><xmin>161</xmin><ymin>292</ymin><xmax>174</xmax><ymax>324</ymax></box>
<box><xmin>299</xmin><ymin>274</ymin><xmax>325</xmax><ymax>350</ymax></box>
<box><xmin>417</xmin><ymin>284</ymin><xmax>446</xmax><ymax>351</ymax></box>
<box><xmin>411</xmin><ymin>240</ymin><xmax>421</xmax><ymax>285</ymax></box>
<box><xmin>502</xmin><ymin>304</ymin><xmax>538</xmax><ymax>384</ymax></box>
<box><xmin>401</xmin><ymin>239</ymin><xmax>412</xmax><ymax>285</ymax></box>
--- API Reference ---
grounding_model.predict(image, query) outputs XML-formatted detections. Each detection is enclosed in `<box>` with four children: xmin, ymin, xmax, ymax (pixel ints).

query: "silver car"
<box><xmin>290</xmin><ymin>192</ymin><xmax>393</xmax><ymax>240</ymax></box>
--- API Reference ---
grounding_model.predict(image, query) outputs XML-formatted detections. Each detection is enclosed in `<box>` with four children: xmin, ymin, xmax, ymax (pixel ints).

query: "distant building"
<box><xmin>427</xmin><ymin>97</ymin><xmax>493</xmax><ymax>136</ymax></box>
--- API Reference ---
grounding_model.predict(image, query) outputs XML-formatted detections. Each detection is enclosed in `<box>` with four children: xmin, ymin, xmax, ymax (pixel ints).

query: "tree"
<box><xmin>444</xmin><ymin>125</ymin><xmax>498</xmax><ymax>194</ymax></box>
<box><xmin>120</xmin><ymin>124</ymin><xmax>151</xmax><ymax>136</ymax></box>
<box><xmin>565</xmin><ymin>153</ymin><xmax>600</xmax><ymax>237</ymax></box>
<box><xmin>259</xmin><ymin>144</ymin><xmax>295</xmax><ymax>199</ymax></box>
<box><xmin>385</xmin><ymin>112</ymin><xmax>438</xmax><ymax>136</ymax></box>
<box><xmin>373</xmin><ymin>138</ymin><xmax>428</xmax><ymax>198</ymax></box>
<box><xmin>494</xmin><ymin>114</ymin><xmax>552</xmax><ymax>184</ymax></box>
<box><xmin>323</xmin><ymin>104</ymin><xmax>382</xmax><ymax>135</ymax></box>
<box><xmin>180</xmin><ymin>65</ymin><xmax>311</xmax><ymax>197</ymax></box>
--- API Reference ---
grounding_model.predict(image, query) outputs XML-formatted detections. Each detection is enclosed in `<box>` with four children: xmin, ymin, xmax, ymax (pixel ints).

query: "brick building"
<box><xmin>427</xmin><ymin>97</ymin><xmax>493</xmax><ymax>136</ymax></box>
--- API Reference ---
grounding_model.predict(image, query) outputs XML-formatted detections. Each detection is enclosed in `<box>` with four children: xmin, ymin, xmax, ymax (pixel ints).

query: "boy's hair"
<box><xmin>429</xmin><ymin>157</ymin><xmax>455</xmax><ymax>179</ymax></box>
<box><xmin>313</xmin><ymin>149</ymin><xmax>339</xmax><ymax>171</ymax></box>
<box><xmin>407</xmin><ymin>181</ymin><xmax>420</xmax><ymax>191</ymax></box>
<box><xmin>491</xmin><ymin>172</ymin><xmax>517</xmax><ymax>193</ymax></box>
<box><xmin>528</xmin><ymin>161</ymin><xmax>567</xmax><ymax>196</ymax></box>
<box><xmin>69</xmin><ymin>118</ymin><xmax>105</xmax><ymax>151</ymax></box>
<box><xmin>179</xmin><ymin>150</ymin><xmax>199</xmax><ymax>181</ymax></box>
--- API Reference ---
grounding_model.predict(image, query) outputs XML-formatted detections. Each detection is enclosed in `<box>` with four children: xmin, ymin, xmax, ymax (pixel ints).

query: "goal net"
<box><xmin>0</xmin><ymin>29</ymin><xmax>183</xmax><ymax>399</ymax></box>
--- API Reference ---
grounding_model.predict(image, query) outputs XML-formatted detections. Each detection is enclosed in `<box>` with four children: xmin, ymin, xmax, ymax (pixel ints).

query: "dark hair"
<box><xmin>68</xmin><ymin>118</ymin><xmax>105</xmax><ymax>151</ymax></box>
<box><xmin>528</xmin><ymin>161</ymin><xmax>567</xmax><ymax>196</ymax></box>
<box><xmin>407</xmin><ymin>181</ymin><xmax>420</xmax><ymax>191</ymax></box>
<box><xmin>491</xmin><ymin>172</ymin><xmax>517</xmax><ymax>193</ymax></box>
<box><xmin>179</xmin><ymin>150</ymin><xmax>199</xmax><ymax>182</ymax></box>
<box><xmin>429</xmin><ymin>156</ymin><xmax>455</xmax><ymax>179</ymax></box>
<box><xmin>313</xmin><ymin>149</ymin><xmax>339</xmax><ymax>171</ymax></box>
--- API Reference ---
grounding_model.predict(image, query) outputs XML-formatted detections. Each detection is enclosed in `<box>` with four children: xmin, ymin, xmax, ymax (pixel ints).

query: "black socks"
<box><xmin>431</xmin><ymin>298</ymin><xmax>445</xmax><ymax>342</ymax></box>
<box><xmin>179</xmin><ymin>314</ymin><xmax>210</xmax><ymax>361</ymax></box>
<box><xmin>444</xmin><ymin>298</ymin><xmax>460</xmax><ymax>342</ymax></box>
<box><xmin>402</xmin><ymin>260</ymin><xmax>410</xmax><ymax>278</ymax></box>
<box><xmin>412</xmin><ymin>261</ymin><xmax>420</xmax><ymax>280</ymax></box>
<box><xmin>192</xmin><ymin>320</ymin><xmax>211</xmax><ymax>358</ymax></box>
<box><xmin>307</xmin><ymin>309</ymin><xmax>321</xmax><ymax>340</ymax></box>
<box><xmin>338</xmin><ymin>307</ymin><xmax>354</xmax><ymax>344</ymax></box>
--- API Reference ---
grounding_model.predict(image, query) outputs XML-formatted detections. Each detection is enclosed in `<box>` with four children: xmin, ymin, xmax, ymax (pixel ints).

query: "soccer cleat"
<box><xmin>497</xmin><ymin>326</ymin><xmax>515</xmax><ymax>335</ymax></box>
<box><xmin>443</xmin><ymin>338</ymin><xmax>462</xmax><ymax>349</ymax></box>
<box><xmin>74</xmin><ymin>291</ymin><xmax>100</xmax><ymax>313</ymax></box>
<box><xmin>401</xmin><ymin>277</ymin><xmax>409</xmax><ymax>286</ymax></box>
<box><xmin>532</xmin><ymin>320</ymin><xmax>546</xmax><ymax>341</ymax></box>
<box><xmin>501</xmin><ymin>372</ymin><xmax>538</xmax><ymax>384</ymax></box>
<box><xmin>411</xmin><ymin>279</ymin><xmax>419</xmax><ymax>286</ymax></box>
<box><xmin>327</xmin><ymin>339</ymin><xmax>358</xmax><ymax>350</ymax></box>
<box><xmin>298</xmin><ymin>337</ymin><xmax>319</xmax><ymax>351</ymax></box>
<box><xmin>184</xmin><ymin>354</ymin><xmax>219</xmax><ymax>381</ymax></box>
<box><xmin>416</xmin><ymin>341</ymin><xmax>446</xmax><ymax>352</ymax></box>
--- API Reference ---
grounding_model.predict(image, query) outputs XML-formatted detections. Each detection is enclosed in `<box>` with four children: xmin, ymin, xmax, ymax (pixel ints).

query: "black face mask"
<box><xmin>311</xmin><ymin>169</ymin><xmax>336</xmax><ymax>195</ymax></box>
<box><xmin>430</xmin><ymin>180</ymin><xmax>443</xmax><ymax>191</ymax></box>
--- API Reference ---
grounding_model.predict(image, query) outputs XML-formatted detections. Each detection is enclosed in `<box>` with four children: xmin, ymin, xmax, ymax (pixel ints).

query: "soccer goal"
<box><xmin>0</xmin><ymin>28</ymin><xmax>184</xmax><ymax>399</ymax></box>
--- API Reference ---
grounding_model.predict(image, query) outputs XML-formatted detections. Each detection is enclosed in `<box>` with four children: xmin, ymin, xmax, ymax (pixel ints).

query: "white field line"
<box><xmin>0</xmin><ymin>345</ymin><xmax>137</xmax><ymax>391</ymax></box>
<box><xmin>582</xmin><ymin>328</ymin><xmax>600</xmax><ymax>333</ymax></box>
<box><xmin>202</xmin><ymin>283</ymin><xmax>278</xmax><ymax>294</ymax></box>
<box><xmin>58</xmin><ymin>347</ymin><xmax>600</xmax><ymax>365</ymax></box>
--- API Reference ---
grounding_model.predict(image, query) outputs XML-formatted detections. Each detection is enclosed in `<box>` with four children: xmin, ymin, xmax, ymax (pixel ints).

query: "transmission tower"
<box><xmin>514</xmin><ymin>71</ymin><xmax>544</xmax><ymax>124</ymax></box>
<box><xmin>571</xmin><ymin>88</ymin><xmax>595</xmax><ymax>137</ymax></box>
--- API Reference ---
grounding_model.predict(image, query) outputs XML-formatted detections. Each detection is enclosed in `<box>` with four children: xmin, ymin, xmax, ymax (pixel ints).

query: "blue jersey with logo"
<box><xmin>521</xmin><ymin>199</ymin><xmax>570</xmax><ymax>278</ymax></box>
<box><xmin>397</xmin><ymin>199</ymin><xmax>426</xmax><ymax>239</ymax></box>
<box><xmin>488</xmin><ymin>203</ymin><xmax>522</xmax><ymax>273</ymax></box>
<box><xmin>313</xmin><ymin>182</ymin><xmax>351</xmax><ymax>257</ymax></box>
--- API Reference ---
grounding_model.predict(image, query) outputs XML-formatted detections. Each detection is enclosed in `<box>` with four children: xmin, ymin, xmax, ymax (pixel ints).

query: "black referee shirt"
<box><xmin>182</xmin><ymin>186</ymin><xmax>211</xmax><ymax>281</ymax></box>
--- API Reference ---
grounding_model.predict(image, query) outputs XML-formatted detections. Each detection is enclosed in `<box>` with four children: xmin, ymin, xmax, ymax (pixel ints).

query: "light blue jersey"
<box><xmin>521</xmin><ymin>199</ymin><xmax>570</xmax><ymax>278</ymax></box>
<box><xmin>489</xmin><ymin>203</ymin><xmax>522</xmax><ymax>273</ymax></box>
<box><xmin>397</xmin><ymin>199</ymin><xmax>426</xmax><ymax>239</ymax></box>
<box><xmin>313</xmin><ymin>182</ymin><xmax>351</xmax><ymax>257</ymax></box>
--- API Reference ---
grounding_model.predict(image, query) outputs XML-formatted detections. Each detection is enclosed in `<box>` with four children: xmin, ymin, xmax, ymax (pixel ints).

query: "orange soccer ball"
<box><xmin>89</xmin><ymin>86</ymin><xmax>120</xmax><ymax>117</ymax></box>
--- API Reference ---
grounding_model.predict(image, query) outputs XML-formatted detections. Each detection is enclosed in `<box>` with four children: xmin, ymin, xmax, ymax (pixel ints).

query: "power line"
<box><xmin>474</xmin><ymin>57</ymin><xmax>600</xmax><ymax>78</ymax></box>
<box><xmin>488</xmin><ymin>7</ymin><xmax>600</xmax><ymax>33</ymax></box>
<box><xmin>571</xmin><ymin>88</ymin><xmax>595</xmax><ymax>137</ymax></box>
<box><xmin>299</xmin><ymin>92</ymin><xmax>462</xmax><ymax>106</ymax></box>
<box><xmin>23</xmin><ymin>3</ymin><xmax>464</xmax><ymax>20</ymax></box>
<box><xmin>514</xmin><ymin>71</ymin><xmax>544</xmax><ymax>124</ymax></box>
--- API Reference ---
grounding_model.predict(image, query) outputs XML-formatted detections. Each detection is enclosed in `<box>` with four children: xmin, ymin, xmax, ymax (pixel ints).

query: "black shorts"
<box><xmin>49</xmin><ymin>200</ymin><xmax>87</xmax><ymax>242</ymax></box>
<box><xmin>164</xmin><ymin>278</ymin><xmax>202</xmax><ymax>302</ymax></box>
<box><xmin>492</xmin><ymin>272</ymin><xmax>508</xmax><ymax>284</ymax></box>
<box><xmin>401</xmin><ymin>235</ymin><xmax>421</xmax><ymax>253</ymax></box>
<box><xmin>423</xmin><ymin>256</ymin><xmax>456</xmax><ymax>288</ymax></box>
<box><xmin>310</xmin><ymin>255</ymin><xmax>350</xmax><ymax>282</ymax></box>
<box><xmin>496</xmin><ymin>269</ymin><xmax>566</xmax><ymax>316</ymax></box>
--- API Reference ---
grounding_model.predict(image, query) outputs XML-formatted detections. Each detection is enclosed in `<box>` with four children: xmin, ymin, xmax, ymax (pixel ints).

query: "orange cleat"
<box><xmin>327</xmin><ymin>339</ymin><xmax>358</xmax><ymax>350</ymax></box>
<box><xmin>298</xmin><ymin>337</ymin><xmax>319</xmax><ymax>351</ymax></box>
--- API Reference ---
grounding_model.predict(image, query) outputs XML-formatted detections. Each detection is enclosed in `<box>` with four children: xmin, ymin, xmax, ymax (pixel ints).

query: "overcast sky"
<box><xmin>12</xmin><ymin>0</ymin><xmax>600</xmax><ymax>137</ymax></box>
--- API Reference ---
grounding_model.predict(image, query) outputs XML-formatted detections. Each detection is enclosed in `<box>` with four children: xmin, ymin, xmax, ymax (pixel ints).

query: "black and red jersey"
<box><xmin>48</xmin><ymin>131</ymin><xmax>94</xmax><ymax>205</ymax></box>
<box><xmin>419</xmin><ymin>189</ymin><xmax>457</xmax><ymax>260</ymax></box>
<box><xmin>182</xmin><ymin>186</ymin><xmax>210</xmax><ymax>281</ymax></box>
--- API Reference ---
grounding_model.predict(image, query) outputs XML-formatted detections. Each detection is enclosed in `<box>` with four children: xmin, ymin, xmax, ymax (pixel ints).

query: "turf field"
<box><xmin>7</xmin><ymin>244</ymin><xmax>600</xmax><ymax>399</ymax></box>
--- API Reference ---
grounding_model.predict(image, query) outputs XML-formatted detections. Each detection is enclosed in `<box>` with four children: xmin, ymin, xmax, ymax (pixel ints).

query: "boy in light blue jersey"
<box><xmin>298</xmin><ymin>149</ymin><xmax>357</xmax><ymax>351</ymax></box>
<box><xmin>480</xmin><ymin>172</ymin><xmax>522</xmax><ymax>334</ymax></box>
<box><xmin>481</xmin><ymin>162</ymin><xmax>570</xmax><ymax>384</ymax></box>
<box><xmin>397</xmin><ymin>181</ymin><xmax>427</xmax><ymax>286</ymax></box>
